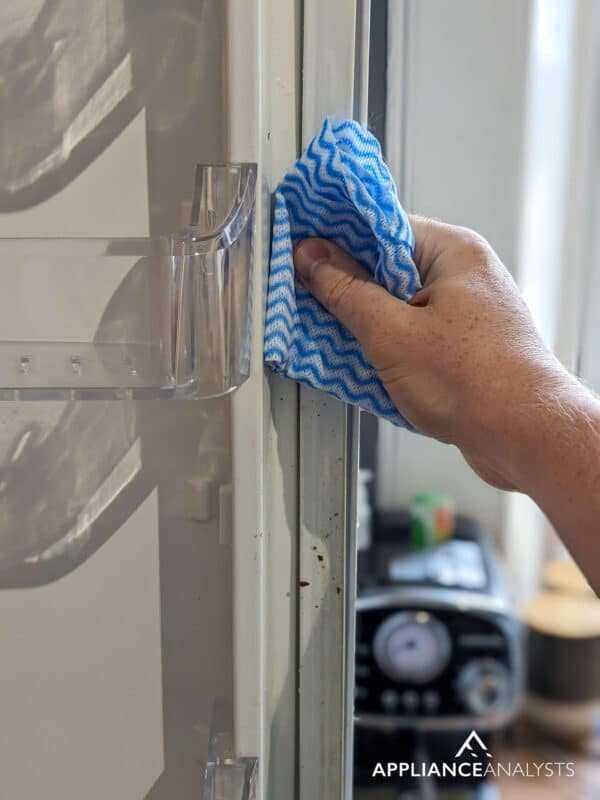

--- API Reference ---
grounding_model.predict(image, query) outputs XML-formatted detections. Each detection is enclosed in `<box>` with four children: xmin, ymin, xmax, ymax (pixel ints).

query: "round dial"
<box><xmin>456</xmin><ymin>658</ymin><xmax>512</xmax><ymax>715</ymax></box>
<box><xmin>373</xmin><ymin>611</ymin><xmax>452</xmax><ymax>684</ymax></box>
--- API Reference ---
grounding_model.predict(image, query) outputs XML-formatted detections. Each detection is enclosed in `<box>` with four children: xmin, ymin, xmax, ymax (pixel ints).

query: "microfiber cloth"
<box><xmin>263</xmin><ymin>117</ymin><xmax>420</xmax><ymax>427</ymax></box>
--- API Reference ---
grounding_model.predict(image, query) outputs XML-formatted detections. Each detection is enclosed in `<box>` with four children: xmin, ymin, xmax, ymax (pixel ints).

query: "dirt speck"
<box><xmin>299</xmin><ymin>580</ymin><xmax>310</xmax><ymax>588</ymax></box>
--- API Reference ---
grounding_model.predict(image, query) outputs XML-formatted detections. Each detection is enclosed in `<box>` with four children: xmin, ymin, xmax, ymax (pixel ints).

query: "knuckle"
<box><xmin>447</xmin><ymin>226</ymin><xmax>497</xmax><ymax>272</ymax></box>
<box><xmin>455</xmin><ymin>226</ymin><xmax>491</xmax><ymax>256</ymax></box>
<box><xmin>416</xmin><ymin>215</ymin><xmax>449</xmax><ymax>244</ymax></box>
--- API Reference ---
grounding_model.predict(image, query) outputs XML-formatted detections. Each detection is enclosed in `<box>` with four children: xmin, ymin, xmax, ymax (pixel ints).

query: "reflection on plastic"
<box><xmin>0</xmin><ymin>1</ymin><xmax>220</xmax><ymax>212</ymax></box>
<box><xmin>0</xmin><ymin>396</ymin><xmax>232</xmax><ymax>588</ymax></box>
<box><xmin>0</xmin><ymin>401</ymin><xmax>138</xmax><ymax>586</ymax></box>
<box><xmin>23</xmin><ymin>437</ymin><xmax>142</xmax><ymax>564</ymax></box>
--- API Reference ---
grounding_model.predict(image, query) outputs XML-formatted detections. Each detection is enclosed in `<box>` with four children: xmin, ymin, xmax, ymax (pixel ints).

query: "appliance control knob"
<box><xmin>456</xmin><ymin>658</ymin><xmax>512</xmax><ymax>716</ymax></box>
<box><xmin>422</xmin><ymin>690</ymin><xmax>440</xmax><ymax>712</ymax></box>
<box><xmin>380</xmin><ymin>689</ymin><xmax>401</xmax><ymax>712</ymax></box>
<box><xmin>401</xmin><ymin>690</ymin><xmax>419</xmax><ymax>712</ymax></box>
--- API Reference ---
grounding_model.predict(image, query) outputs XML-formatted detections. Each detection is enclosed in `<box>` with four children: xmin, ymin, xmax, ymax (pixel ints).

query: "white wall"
<box><xmin>571</xmin><ymin>3</ymin><xmax>600</xmax><ymax>396</ymax></box>
<box><xmin>388</xmin><ymin>0</ymin><xmax>532</xmax><ymax>269</ymax></box>
<box><xmin>505</xmin><ymin>0</ymin><xmax>600</xmax><ymax>595</ymax></box>
<box><xmin>381</xmin><ymin>0</ymin><xmax>532</xmax><ymax>540</ymax></box>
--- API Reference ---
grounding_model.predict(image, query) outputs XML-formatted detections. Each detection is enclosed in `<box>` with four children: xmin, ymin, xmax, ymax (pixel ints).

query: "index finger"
<box><xmin>409</xmin><ymin>214</ymin><xmax>455</xmax><ymax>284</ymax></box>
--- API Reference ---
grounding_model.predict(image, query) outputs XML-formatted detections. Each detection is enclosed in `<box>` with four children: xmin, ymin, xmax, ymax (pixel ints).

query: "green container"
<box><xmin>410</xmin><ymin>493</ymin><xmax>456</xmax><ymax>550</ymax></box>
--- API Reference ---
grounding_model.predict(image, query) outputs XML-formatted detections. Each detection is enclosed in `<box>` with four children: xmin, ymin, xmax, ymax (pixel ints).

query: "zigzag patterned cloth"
<box><xmin>263</xmin><ymin>117</ymin><xmax>420</xmax><ymax>426</ymax></box>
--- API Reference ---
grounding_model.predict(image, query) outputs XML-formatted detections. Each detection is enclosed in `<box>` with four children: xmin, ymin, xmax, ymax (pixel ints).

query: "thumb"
<box><xmin>293</xmin><ymin>237</ymin><xmax>410</xmax><ymax>345</ymax></box>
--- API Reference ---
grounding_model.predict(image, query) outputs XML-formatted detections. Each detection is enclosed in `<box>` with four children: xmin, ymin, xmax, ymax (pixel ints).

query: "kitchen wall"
<box><xmin>378</xmin><ymin>0</ymin><xmax>532</xmax><ymax>541</ymax></box>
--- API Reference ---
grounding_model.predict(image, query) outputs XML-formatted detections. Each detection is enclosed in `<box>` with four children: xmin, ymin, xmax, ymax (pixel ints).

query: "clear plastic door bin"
<box><xmin>0</xmin><ymin>163</ymin><xmax>256</xmax><ymax>400</ymax></box>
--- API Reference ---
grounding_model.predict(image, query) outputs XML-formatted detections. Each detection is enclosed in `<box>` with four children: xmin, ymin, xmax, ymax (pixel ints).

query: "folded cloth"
<box><xmin>263</xmin><ymin>117</ymin><xmax>420</xmax><ymax>426</ymax></box>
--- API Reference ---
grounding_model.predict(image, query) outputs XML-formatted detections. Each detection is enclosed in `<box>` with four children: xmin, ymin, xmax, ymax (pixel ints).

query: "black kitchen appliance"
<box><xmin>354</xmin><ymin>511</ymin><xmax>523</xmax><ymax>794</ymax></box>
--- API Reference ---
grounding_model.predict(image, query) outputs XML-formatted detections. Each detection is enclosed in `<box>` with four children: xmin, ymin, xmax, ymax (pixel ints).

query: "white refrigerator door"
<box><xmin>0</xmin><ymin>3</ymin><xmax>240</xmax><ymax>799</ymax></box>
<box><xmin>0</xmin><ymin>1</ymin><xmax>363</xmax><ymax>798</ymax></box>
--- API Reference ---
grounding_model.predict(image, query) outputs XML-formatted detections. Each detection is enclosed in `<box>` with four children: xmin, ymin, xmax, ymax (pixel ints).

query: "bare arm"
<box><xmin>512</xmin><ymin>381</ymin><xmax>600</xmax><ymax>583</ymax></box>
<box><xmin>293</xmin><ymin>217</ymin><xmax>600</xmax><ymax>593</ymax></box>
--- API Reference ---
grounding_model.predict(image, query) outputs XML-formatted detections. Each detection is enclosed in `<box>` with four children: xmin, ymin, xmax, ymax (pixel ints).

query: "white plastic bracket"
<box><xmin>184</xmin><ymin>477</ymin><xmax>214</xmax><ymax>522</ymax></box>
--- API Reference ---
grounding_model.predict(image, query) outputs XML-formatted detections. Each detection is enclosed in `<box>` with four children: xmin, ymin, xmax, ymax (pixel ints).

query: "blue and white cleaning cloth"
<box><xmin>263</xmin><ymin>117</ymin><xmax>420</xmax><ymax>426</ymax></box>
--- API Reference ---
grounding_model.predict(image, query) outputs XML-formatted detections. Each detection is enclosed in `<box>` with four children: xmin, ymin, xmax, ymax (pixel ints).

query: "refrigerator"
<box><xmin>0</xmin><ymin>1</ymin><xmax>365</xmax><ymax>799</ymax></box>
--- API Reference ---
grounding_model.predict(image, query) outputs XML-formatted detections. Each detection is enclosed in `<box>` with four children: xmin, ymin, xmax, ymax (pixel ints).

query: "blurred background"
<box><xmin>353</xmin><ymin>1</ymin><xmax>600</xmax><ymax>798</ymax></box>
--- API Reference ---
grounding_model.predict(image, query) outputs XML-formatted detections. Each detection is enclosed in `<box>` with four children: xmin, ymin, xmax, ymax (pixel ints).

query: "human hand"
<box><xmin>293</xmin><ymin>217</ymin><xmax>573</xmax><ymax>493</ymax></box>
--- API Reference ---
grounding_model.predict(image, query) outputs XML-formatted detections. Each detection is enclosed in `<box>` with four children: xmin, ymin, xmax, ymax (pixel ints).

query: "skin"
<box><xmin>293</xmin><ymin>216</ymin><xmax>600</xmax><ymax>594</ymax></box>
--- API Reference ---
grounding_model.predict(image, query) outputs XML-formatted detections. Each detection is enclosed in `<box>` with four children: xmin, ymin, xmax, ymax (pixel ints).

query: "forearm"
<box><xmin>512</xmin><ymin>378</ymin><xmax>600</xmax><ymax>593</ymax></box>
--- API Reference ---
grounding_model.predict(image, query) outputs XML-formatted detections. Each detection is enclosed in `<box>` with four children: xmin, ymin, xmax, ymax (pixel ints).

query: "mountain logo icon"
<box><xmin>455</xmin><ymin>730</ymin><xmax>492</xmax><ymax>760</ymax></box>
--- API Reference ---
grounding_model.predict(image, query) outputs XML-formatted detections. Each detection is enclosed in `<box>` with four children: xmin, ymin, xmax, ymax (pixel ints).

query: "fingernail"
<box><xmin>294</xmin><ymin>239</ymin><xmax>330</xmax><ymax>283</ymax></box>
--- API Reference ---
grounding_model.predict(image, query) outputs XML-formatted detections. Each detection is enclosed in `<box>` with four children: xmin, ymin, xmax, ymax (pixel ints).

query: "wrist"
<box><xmin>498</xmin><ymin>366</ymin><xmax>600</xmax><ymax>501</ymax></box>
<box><xmin>479</xmin><ymin>360</ymin><xmax>580</xmax><ymax>495</ymax></box>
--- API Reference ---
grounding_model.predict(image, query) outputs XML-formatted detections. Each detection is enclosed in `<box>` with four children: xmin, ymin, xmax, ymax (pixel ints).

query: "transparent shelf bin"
<box><xmin>204</xmin><ymin>703</ymin><xmax>258</xmax><ymax>800</ymax></box>
<box><xmin>0</xmin><ymin>163</ymin><xmax>256</xmax><ymax>400</ymax></box>
<box><xmin>204</xmin><ymin>758</ymin><xmax>258</xmax><ymax>800</ymax></box>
